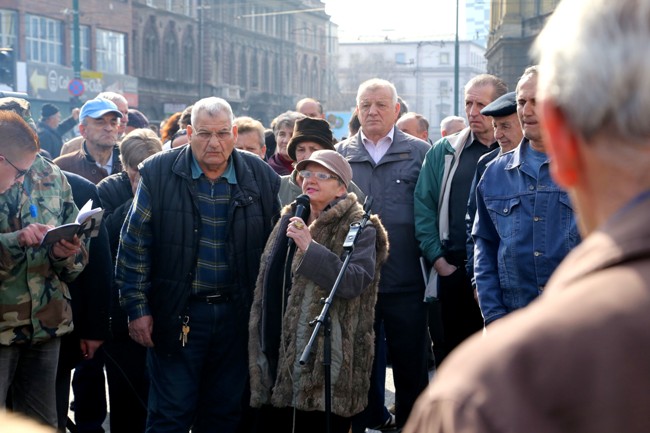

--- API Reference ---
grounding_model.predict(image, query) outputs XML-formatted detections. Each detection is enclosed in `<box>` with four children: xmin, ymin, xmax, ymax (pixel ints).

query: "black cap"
<box><xmin>41</xmin><ymin>103</ymin><xmax>59</xmax><ymax>118</ymax></box>
<box><xmin>127</xmin><ymin>108</ymin><xmax>149</xmax><ymax>129</ymax></box>
<box><xmin>480</xmin><ymin>91</ymin><xmax>516</xmax><ymax>117</ymax></box>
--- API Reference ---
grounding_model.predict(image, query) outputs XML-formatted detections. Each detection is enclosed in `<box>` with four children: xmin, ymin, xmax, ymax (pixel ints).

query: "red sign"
<box><xmin>68</xmin><ymin>78</ymin><xmax>84</xmax><ymax>97</ymax></box>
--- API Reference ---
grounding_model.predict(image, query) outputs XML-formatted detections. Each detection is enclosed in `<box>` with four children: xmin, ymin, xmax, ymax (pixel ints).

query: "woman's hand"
<box><xmin>287</xmin><ymin>216</ymin><xmax>312</xmax><ymax>252</ymax></box>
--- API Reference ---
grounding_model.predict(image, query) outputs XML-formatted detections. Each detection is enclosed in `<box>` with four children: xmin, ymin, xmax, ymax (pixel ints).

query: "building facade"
<box><xmin>335</xmin><ymin>40</ymin><xmax>487</xmax><ymax>141</ymax></box>
<box><xmin>485</xmin><ymin>0</ymin><xmax>560</xmax><ymax>89</ymax></box>
<box><xmin>0</xmin><ymin>0</ymin><xmax>336</xmax><ymax>127</ymax></box>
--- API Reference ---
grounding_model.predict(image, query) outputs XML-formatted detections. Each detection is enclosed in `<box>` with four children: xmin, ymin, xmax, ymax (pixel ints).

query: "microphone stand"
<box><xmin>299</xmin><ymin>197</ymin><xmax>374</xmax><ymax>433</ymax></box>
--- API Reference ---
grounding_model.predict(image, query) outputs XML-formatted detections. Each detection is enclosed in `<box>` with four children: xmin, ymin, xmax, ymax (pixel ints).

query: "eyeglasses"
<box><xmin>194</xmin><ymin>130</ymin><xmax>233</xmax><ymax>142</ymax></box>
<box><xmin>299</xmin><ymin>170</ymin><xmax>339</xmax><ymax>182</ymax></box>
<box><xmin>2</xmin><ymin>155</ymin><xmax>30</xmax><ymax>180</ymax></box>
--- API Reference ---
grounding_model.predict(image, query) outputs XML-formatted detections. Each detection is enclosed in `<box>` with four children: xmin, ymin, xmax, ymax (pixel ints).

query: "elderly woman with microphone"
<box><xmin>248</xmin><ymin>149</ymin><xmax>389</xmax><ymax>433</ymax></box>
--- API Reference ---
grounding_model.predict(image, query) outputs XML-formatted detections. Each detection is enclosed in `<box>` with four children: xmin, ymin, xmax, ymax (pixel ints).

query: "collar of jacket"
<box><xmin>170</xmin><ymin>145</ymin><xmax>263</xmax><ymax>206</ymax></box>
<box><xmin>344</xmin><ymin>126</ymin><xmax>424</xmax><ymax>161</ymax></box>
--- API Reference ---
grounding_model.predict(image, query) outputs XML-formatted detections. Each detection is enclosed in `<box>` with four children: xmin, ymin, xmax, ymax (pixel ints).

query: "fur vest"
<box><xmin>249</xmin><ymin>193</ymin><xmax>389</xmax><ymax>417</ymax></box>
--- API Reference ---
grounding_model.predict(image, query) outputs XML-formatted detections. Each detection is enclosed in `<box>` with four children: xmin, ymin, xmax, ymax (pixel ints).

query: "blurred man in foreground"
<box><xmin>404</xmin><ymin>0</ymin><xmax>650</xmax><ymax>431</ymax></box>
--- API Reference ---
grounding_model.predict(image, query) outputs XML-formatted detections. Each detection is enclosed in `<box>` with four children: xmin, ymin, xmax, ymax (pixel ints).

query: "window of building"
<box><xmin>25</xmin><ymin>14</ymin><xmax>63</xmax><ymax>65</ymax></box>
<box><xmin>163</xmin><ymin>23</ymin><xmax>178</xmax><ymax>80</ymax></box>
<box><xmin>70</xmin><ymin>25</ymin><xmax>90</xmax><ymax>70</ymax></box>
<box><xmin>0</xmin><ymin>10</ymin><xmax>17</xmax><ymax>50</ymax></box>
<box><xmin>96</xmin><ymin>29</ymin><xmax>126</xmax><ymax>74</ymax></box>
<box><xmin>395</xmin><ymin>52</ymin><xmax>406</xmax><ymax>65</ymax></box>
<box><xmin>440</xmin><ymin>52</ymin><xmax>450</xmax><ymax>65</ymax></box>
<box><xmin>182</xmin><ymin>27</ymin><xmax>194</xmax><ymax>82</ymax></box>
<box><xmin>143</xmin><ymin>18</ymin><xmax>158</xmax><ymax>78</ymax></box>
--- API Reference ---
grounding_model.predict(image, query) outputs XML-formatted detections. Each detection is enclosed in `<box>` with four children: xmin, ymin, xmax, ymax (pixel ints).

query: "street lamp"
<box><xmin>454</xmin><ymin>0</ymin><xmax>459</xmax><ymax>115</ymax></box>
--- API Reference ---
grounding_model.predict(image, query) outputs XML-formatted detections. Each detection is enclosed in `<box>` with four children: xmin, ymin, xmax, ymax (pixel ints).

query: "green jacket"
<box><xmin>414</xmin><ymin>127</ymin><xmax>472</xmax><ymax>264</ymax></box>
<box><xmin>0</xmin><ymin>155</ymin><xmax>87</xmax><ymax>345</ymax></box>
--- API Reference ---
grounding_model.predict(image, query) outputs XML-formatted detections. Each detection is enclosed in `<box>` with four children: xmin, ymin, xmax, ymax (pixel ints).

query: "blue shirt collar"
<box><xmin>190</xmin><ymin>152</ymin><xmax>237</xmax><ymax>184</ymax></box>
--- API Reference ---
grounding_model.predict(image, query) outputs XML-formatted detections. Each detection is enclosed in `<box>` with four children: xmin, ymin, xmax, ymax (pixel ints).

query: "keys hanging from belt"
<box><xmin>179</xmin><ymin>315</ymin><xmax>190</xmax><ymax>347</ymax></box>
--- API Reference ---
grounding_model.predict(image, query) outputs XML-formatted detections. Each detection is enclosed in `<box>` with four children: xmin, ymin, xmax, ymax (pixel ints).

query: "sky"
<box><xmin>323</xmin><ymin>0</ymin><xmax>460</xmax><ymax>42</ymax></box>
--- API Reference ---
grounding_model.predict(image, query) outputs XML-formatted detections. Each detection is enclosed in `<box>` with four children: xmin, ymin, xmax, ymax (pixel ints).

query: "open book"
<box><xmin>40</xmin><ymin>199</ymin><xmax>105</xmax><ymax>246</ymax></box>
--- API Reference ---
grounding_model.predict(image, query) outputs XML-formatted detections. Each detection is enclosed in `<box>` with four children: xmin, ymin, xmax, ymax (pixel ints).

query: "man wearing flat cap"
<box><xmin>465</xmin><ymin>90</ymin><xmax>523</xmax><ymax>288</ymax></box>
<box><xmin>37</xmin><ymin>103</ymin><xmax>80</xmax><ymax>158</ymax></box>
<box><xmin>54</xmin><ymin>98</ymin><xmax>123</xmax><ymax>185</ymax></box>
<box><xmin>470</xmin><ymin>66</ymin><xmax>579</xmax><ymax>326</ymax></box>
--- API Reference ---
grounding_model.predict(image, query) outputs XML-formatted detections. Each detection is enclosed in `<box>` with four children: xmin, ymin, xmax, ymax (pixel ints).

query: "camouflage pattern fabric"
<box><xmin>0</xmin><ymin>155</ymin><xmax>87</xmax><ymax>345</ymax></box>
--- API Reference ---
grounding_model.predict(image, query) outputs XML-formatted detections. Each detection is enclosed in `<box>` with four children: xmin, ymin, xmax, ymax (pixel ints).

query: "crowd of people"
<box><xmin>2</xmin><ymin>0</ymin><xmax>650</xmax><ymax>432</ymax></box>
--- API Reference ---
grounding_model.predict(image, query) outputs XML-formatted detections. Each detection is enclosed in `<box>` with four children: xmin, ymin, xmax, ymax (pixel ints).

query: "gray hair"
<box><xmin>271</xmin><ymin>110</ymin><xmax>305</xmax><ymax>133</ymax></box>
<box><xmin>97</xmin><ymin>91</ymin><xmax>127</xmax><ymax>107</ymax></box>
<box><xmin>356</xmin><ymin>78</ymin><xmax>398</xmax><ymax>106</ymax></box>
<box><xmin>440</xmin><ymin>115</ymin><xmax>467</xmax><ymax>133</ymax></box>
<box><xmin>191</xmin><ymin>97</ymin><xmax>234</xmax><ymax>125</ymax></box>
<box><xmin>400</xmin><ymin>112</ymin><xmax>430</xmax><ymax>133</ymax></box>
<box><xmin>535</xmin><ymin>0</ymin><xmax>650</xmax><ymax>141</ymax></box>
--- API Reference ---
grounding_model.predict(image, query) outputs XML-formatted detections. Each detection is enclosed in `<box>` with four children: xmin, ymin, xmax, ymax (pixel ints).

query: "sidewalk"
<box><xmin>67</xmin><ymin>367</ymin><xmax>400</xmax><ymax>432</ymax></box>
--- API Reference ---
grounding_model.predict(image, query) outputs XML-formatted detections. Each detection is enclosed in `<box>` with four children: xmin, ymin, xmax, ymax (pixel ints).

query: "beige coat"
<box><xmin>405</xmin><ymin>193</ymin><xmax>650</xmax><ymax>433</ymax></box>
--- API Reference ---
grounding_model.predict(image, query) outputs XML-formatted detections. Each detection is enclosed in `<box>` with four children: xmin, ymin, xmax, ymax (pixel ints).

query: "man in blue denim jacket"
<box><xmin>472</xmin><ymin>66</ymin><xmax>580</xmax><ymax>325</ymax></box>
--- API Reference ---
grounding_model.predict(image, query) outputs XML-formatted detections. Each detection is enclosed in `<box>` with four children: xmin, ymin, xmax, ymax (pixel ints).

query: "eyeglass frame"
<box><xmin>192</xmin><ymin>129</ymin><xmax>233</xmax><ymax>142</ymax></box>
<box><xmin>299</xmin><ymin>169</ymin><xmax>340</xmax><ymax>182</ymax></box>
<box><xmin>2</xmin><ymin>155</ymin><xmax>30</xmax><ymax>180</ymax></box>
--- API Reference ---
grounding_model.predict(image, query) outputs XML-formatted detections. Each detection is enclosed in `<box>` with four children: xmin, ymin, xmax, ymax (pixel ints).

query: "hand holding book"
<box><xmin>40</xmin><ymin>199</ymin><xmax>105</xmax><ymax>247</ymax></box>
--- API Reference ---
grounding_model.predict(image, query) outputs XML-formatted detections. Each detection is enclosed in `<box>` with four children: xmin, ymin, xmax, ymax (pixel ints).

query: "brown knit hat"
<box><xmin>287</xmin><ymin>117</ymin><xmax>334</xmax><ymax>161</ymax></box>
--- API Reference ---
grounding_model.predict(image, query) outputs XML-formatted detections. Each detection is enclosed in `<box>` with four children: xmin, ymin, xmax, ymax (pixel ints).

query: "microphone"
<box><xmin>363</xmin><ymin>196</ymin><xmax>373</xmax><ymax>214</ymax></box>
<box><xmin>288</xmin><ymin>194</ymin><xmax>310</xmax><ymax>247</ymax></box>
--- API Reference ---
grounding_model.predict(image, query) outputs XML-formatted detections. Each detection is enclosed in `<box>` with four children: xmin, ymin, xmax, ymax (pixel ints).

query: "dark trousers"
<box><xmin>71</xmin><ymin>348</ymin><xmax>107</xmax><ymax>433</ymax></box>
<box><xmin>350</xmin><ymin>323</ymin><xmax>390</xmax><ymax>432</ymax></box>
<box><xmin>436</xmin><ymin>252</ymin><xmax>484</xmax><ymax>365</ymax></box>
<box><xmin>356</xmin><ymin>291</ymin><xmax>430</xmax><ymax>428</ymax></box>
<box><xmin>427</xmin><ymin>298</ymin><xmax>445</xmax><ymax>369</ymax></box>
<box><xmin>146</xmin><ymin>299</ymin><xmax>248</xmax><ymax>433</ymax></box>
<box><xmin>258</xmin><ymin>406</ymin><xmax>351</xmax><ymax>433</ymax></box>
<box><xmin>104</xmin><ymin>334</ymin><xmax>149</xmax><ymax>433</ymax></box>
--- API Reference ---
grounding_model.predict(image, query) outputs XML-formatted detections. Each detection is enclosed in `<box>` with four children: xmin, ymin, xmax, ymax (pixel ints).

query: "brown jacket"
<box><xmin>53</xmin><ymin>141</ymin><xmax>122</xmax><ymax>185</ymax></box>
<box><xmin>405</xmin><ymin>193</ymin><xmax>650</xmax><ymax>433</ymax></box>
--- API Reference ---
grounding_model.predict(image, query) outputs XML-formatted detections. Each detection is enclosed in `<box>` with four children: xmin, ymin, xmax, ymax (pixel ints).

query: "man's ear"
<box><xmin>540</xmin><ymin>100</ymin><xmax>581</xmax><ymax>188</ymax></box>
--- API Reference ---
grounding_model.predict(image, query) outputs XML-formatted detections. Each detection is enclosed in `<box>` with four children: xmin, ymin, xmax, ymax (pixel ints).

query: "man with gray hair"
<box><xmin>404</xmin><ymin>1</ymin><xmax>650</xmax><ymax>432</ymax></box>
<box><xmin>116</xmin><ymin>97</ymin><xmax>281</xmax><ymax>432</ymax></box>
<box><xmin>439</xmin><ymin>115</ymin><xmax>466</xmax><ymax>137</ymax></box>
<box><xmin>338</xmin><ymin>78</ymin><xmax>431</xmax><ymax>430</ymax></box>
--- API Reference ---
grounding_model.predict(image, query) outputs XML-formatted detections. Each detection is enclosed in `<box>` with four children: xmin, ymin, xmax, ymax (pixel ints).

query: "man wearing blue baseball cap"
<box><xmin>54</xmin><ymin>98</ymin><xmax>123</xmax><ymax>184</ymax></box>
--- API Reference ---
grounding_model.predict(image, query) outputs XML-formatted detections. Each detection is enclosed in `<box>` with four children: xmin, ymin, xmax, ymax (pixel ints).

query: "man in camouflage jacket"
<box><xmin>0</xmin><ymin>111</ymin><xmax>87</xmax><ymax>427</ymax></box>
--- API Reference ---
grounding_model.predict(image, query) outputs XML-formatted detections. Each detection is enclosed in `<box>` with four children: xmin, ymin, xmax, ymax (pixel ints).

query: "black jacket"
<box><xmin>59</xmin><ymin>171</ymin><xmax>112</xmax><ymax>369</ymax></box>
<box><xmin>97</xmin><ymin>171</ymin><xmax>134</xmax><ymax>335</ymax></box>
<box><xmin>37</xmin><ymin>116</ymin><xmax>77</xmax><ymax>158</ymax></box>
<box><xmin>139</xmin><ymin>147</ymin><xmax>281</xmax><ymax>353</ymax></box>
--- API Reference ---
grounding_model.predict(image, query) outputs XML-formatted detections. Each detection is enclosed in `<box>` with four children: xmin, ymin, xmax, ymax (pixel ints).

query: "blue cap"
<box><xmin>480</xmin><ymin>91</ymin><xmax>517</xmax><ymax>117</ymax></box>
<box><xmin>79</xmin><ymin>98</ymin><xmax>123</xmax><ymax>123</ymax></box>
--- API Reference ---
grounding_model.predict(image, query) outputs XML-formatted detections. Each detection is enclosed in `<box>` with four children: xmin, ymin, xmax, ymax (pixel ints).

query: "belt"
<box><xmin>190</xmin><ymin>293</ymin><xmax>232</xmax><ymax>304</ymax></box>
